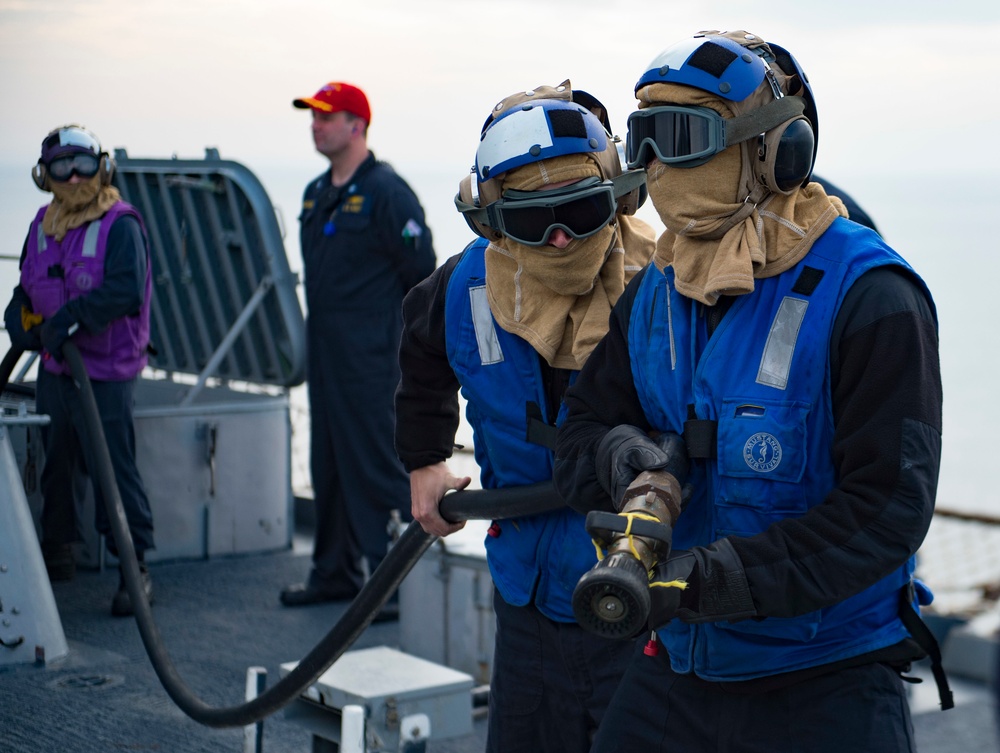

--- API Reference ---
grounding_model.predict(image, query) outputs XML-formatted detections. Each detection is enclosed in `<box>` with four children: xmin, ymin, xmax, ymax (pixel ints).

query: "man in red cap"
<box><xmin>281</xmin><ymin>82</ymin><xmax>436</xmax><ymax>611</ymax></box>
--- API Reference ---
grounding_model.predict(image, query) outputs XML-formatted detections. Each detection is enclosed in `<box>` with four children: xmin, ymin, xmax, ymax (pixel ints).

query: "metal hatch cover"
<box><xmin>112</xmin><ymin>148</ymin><xmax>305</xmax><ymax>389</ymax></box>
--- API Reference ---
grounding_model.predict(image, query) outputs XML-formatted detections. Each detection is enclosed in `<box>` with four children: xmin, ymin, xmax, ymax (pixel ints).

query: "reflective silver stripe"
<box><xmin>82</xmin><ymin>218</ymin><xmax>102</xmax><ymax>257</ymax></box>
<box><xmin>666</xmin><ymin>280</ymin><xmax>676</xmax><ymax>370</ymax></box>
<box><xmin>756</xmin><ymin>296</ymin><xmax>808</xmax><ymax>390</ymax></box>
<box><xmin>36</xmin><ymin>223</ymin><xmax>47</xmax><ymax>254</ymax></box>
<box><xmin>469</xmin><ymin>284</ymin><xmax>503</xmax><ymax>365</ymax></box>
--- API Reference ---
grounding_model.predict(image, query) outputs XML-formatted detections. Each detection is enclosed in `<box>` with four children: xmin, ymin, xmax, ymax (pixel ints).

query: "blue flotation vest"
<box><xmin>444</xmin><ymin>238</ymin><xmax>596</xmax><ymax>622</ymax></box>
<box><xmin>628</xmin><ymin>218</ymin><xmax>935</xmax><ymax>680</ymax></box>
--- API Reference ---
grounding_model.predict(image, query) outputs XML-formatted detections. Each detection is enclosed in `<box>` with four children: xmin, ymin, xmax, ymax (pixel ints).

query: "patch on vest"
<box><xmin>72</xmin><ymin>271</ymin><xmax>95</xmax><ymax>292</ymax></box>
<box><xmin>742</xmin><ymin>432</ymin><xmax>782</xmax><ymax>473</ymax></box>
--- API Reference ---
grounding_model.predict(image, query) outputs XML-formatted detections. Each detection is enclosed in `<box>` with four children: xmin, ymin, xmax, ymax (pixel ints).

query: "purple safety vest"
<box><xmin>22</xmin><ymin>200</ymin><xmax>152</xmax><ymax>381</ymax></box>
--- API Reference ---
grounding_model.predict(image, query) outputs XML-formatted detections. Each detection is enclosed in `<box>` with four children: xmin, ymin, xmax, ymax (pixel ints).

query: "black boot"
<box><xmin>111</xmin><ymin>563</ymin><xmax>154</xmax><ymax>617</ymax></box>
<box><xmin>42</xmin><ymin>543</ymin><xmax>76</xmax><ymax>582</ymax></box>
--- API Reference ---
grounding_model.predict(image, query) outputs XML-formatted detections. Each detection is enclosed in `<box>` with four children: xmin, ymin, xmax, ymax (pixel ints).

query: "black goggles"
<box><xmin>626</xmin><ymin>106</ymin><xmax>729</xmax><ymax>169</ymax></box>
<box><xmin>625</xmin><ymin>98</ymin><xmax>808</xmax><ymax>169</ymax></box>
<box><xmin>490</xmin><ymin>178</ymin><xmax>617</xmax><ymax>246</ymax></box>
<box><xmin>47</xmin><ymin>152</ymin><xmax>101</xmax><ymax>182</ymax></box>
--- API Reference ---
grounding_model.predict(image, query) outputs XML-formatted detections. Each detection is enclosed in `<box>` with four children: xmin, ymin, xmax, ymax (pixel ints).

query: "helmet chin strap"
<box><xmin>695</xmin><ymin>183</ymin><xmax>771</xmax><ymax>241</ymax></box>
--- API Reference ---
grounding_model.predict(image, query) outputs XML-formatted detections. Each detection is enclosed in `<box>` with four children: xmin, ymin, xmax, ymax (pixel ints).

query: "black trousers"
<box><xmin>36</xmin><ymin>369</ymin><xmax>154</xmax><ymax>556</ymax></box>
<box><xmin>591</xmin><ymin>638</ymin><xmax>916</xmax><ymax>753</ymax></box>
<box><xmin>486</xmin><ymin>590</ymin><xmax>633</xmax><ymax>753</ymax></box>
<box><xmin>305</xmin><ymin>351</ymin><xmax>410</xmax><ymax>595</ymax></box>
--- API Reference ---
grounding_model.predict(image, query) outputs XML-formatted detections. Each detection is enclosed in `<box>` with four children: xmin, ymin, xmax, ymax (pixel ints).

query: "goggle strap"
<box><xmin>724</xmin><ymin>96</ymin><xmax>806</xmax><ymax>147</ymax></box>
<box><xmin>611</xmin><ymin>169</ymin><xmax>647</xmax><ymax>200</ymax></box>
<box><xmin>454</xmin><ymin>193</ymin><xmax>490</xmax><ymax>225</ymax></box>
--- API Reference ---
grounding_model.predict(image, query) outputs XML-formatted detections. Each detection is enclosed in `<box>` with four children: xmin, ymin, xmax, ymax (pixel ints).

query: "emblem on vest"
<box><xmin>743</xmin><ymin>432</ymin><xmax>782</xmax><ymax>473</ymax></box>
<box><xmin>72</xmin><ymin>271</ymin><xmax>95</xmax><ymax>292</ymax></box>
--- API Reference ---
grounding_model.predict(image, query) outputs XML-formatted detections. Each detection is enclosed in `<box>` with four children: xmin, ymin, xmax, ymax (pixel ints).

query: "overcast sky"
<box><xmin>2</xmin><ymin>1</ymin><xmax>997</xmax><ymax>231</ymax></box>
<box><xmin>2</xmin><ymin>1</ymin><xmax>997</xmax><ymax>266</ymax></box>
<box><xmin>2</xmin><ymin>1</ymin><xmax>999</xmax><ymax>514</ymax></box>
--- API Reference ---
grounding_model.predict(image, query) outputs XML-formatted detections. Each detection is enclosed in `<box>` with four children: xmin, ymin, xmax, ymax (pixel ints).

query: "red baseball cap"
<box><xmin>293</xmin><ymin>82</ymin><xmax>371</xmax><ymax>124</ymax></box>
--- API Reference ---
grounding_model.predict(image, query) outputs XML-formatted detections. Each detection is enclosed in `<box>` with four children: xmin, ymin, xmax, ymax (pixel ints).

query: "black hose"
<box><xmin>40</xmin><ymin>343</ymin><xmax>564</xmax><ymax>727</ymax></box>
<box><xmin>0</xmin><ymin>344</ymin><xmax>25</xmax><ymax>396</ymax></box>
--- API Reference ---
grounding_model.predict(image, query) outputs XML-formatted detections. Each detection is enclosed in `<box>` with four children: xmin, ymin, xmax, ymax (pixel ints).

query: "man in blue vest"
<box><xmin>4</xmin><ymin>125</ymin><xmax>155</xmax><ymax>617</ymax></box>
<box><xmin>554</xmin><ymin>31</ymin><xmax>947</xmax><ymax>752</ymax></box>
<box><xmin>394</xmin><ymin>82</ymin><xmax>656</xmax><ymax>752</ymax></box>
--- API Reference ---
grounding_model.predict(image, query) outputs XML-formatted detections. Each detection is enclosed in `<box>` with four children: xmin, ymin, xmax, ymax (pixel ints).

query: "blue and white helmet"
<box><xmin>456</xmin><ymin>82</ymin><xmax>646</xmax><ymax>240</ymax></box>
<box><xmin>474</xmin><ymin>98</ymin><xmax>609</xmax><ymax>182</ymax></box>
<box><xmin>633</xmin><ymin>30</ymin><xmax>819</xmax><ymax>191</ymax></box>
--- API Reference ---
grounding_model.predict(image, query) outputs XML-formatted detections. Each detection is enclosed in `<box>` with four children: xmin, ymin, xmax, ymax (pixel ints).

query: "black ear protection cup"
<box><xmin>765</xmin><ymin>41</ymin><xmax>818</xmax><ymax>190</ymax></box>
<box><xmin>456</xmin><ymin>170</ymin><xmax>503</xmax><ymax>242</ymax></box>
<box><xmin>99</xmin><ymin>152</ymin><xmax>115</xmax><ymax>186</ymax></box>
<box><xmin>31</xmin><ymin>161</ymin><xmax>48</xmax><ymax>191</ymax></box>
<box><xmin>756</xmin><ymin>116</ymin><xmax>815</xmax><ymax>194</ymax></box>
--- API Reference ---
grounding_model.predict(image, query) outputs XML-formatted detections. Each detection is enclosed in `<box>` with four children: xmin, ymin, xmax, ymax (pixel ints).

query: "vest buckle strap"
<box><xmin>683</xmin><ymin>418</ymin><xmax>717</xmax><ymax>459</ymax></box>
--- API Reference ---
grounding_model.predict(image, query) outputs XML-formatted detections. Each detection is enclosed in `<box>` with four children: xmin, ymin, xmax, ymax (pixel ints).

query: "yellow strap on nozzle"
<box><xmin>591</xmin><ymin>538</ymin><xmax>605</xmax><ymax>562</ymax></box>
<box><xmin>590</xmin><ymin>510</ymin><xmax>665</xmax><ymax>564</ymax></box>
<box><xmin>649</xmin><ymin>578</ymin><xmax>689</xmax><ymax>590</ymax></box>
<box><xmin>621</xmin><ymin>511</ymin><xmax>660</xmax><ymax>560</ymax></box>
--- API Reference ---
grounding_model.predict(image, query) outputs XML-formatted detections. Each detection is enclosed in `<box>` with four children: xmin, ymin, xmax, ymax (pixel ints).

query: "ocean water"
<box><xmin>2</xmin><ymin>161</ymin><xmax>997</xmax><ymax>611</ymax></box>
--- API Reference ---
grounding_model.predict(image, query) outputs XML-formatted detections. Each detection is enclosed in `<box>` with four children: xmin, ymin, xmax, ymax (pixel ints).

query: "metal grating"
<box><xmin>112</xmin><ymin>148</ymin><xmax>305</xmax><ymax>389</ymax></box>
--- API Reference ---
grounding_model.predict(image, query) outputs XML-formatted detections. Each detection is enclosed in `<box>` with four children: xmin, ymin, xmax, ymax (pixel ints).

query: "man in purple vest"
<box><xmin>4</xmin><ymin>125</ymin><xmax>155</xmax><ymax>617</ymax></box>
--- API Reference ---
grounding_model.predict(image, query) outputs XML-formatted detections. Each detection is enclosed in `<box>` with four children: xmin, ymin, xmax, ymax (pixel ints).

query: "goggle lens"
<box><xmin>48</xmin><ymin>152</ymin><xmax>101</xmax><ymax>182</ymax></box>
<box><xmin>626</xmin><ymin>107</ymin><xmax>721</xmax><ymax>168</ymax></box>
<box><xmin>498</xmin><ymin>187</ymin><xmax>616</xmax><ymax>246</ymax></box>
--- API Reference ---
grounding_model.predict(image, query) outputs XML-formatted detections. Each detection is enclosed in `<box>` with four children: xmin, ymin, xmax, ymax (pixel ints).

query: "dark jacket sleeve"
<box><xmin>553</xmin><ymin>267</ymin><xmax>654</xmax><ymax>514</ymax></box>
<box><xmin>61</xmin><ymin>215</ymin><xmax>148</xmax><ymax>334</ymax></box>
<box><xmin>374</xmin><ymin>172</ymin><xmax>437</xmax><ymax>293</ymax></box>
<box><xmin>4</xmin><ymin>235</ymin><xmax>34</xmax><ymax>347</ymax></box>
<box><xmin>394</xmin><ymin>253</ymin><xmax>464</xmax><ymax>472</ymax></box>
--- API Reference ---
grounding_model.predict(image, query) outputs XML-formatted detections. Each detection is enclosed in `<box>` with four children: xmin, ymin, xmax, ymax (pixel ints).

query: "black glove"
<box><xmin>647</xmin><ymin>538</ymin><xmax>758</xmax><ymax>629</ymax></box>
<box><xmin>596</xmin><ymin>426</ymin><xmax>689</xmax><ymax>510</ymax></box>
<box><xmin>4</xmin><ymin>288</ymin><xmax>42</xmax><ymax>352</ymax></box>
<box><xmin>595</xmin><ymin>425</ymin><xmax>670</xmax><ymax>509</ymax></box>
<box><xmin>39</xmin><ymin>306</ymin><xmax>79</xmax><ymax>363</ymax></box>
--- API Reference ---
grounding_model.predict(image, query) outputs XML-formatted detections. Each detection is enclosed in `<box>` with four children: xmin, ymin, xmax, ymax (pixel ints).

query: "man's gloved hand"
<box><xmin>3</xmin><ymin>290</ymin><xmax>43</xmax><ymax>352</ymax></box>
<box><xmin>595</xmin><ymin>426</ymin><xmax>688</xmax><ymax>510</ymax></box>
<box><xmin>647</xmin><ymin>538</ymin><xmax>758</xmax><ymax>629</ymax></box>
<box><xmin>595</xmin><ymin>425</ymin><xmax>671</xmax><ymax>509</ymax></box>
<box><xmin>39</xmin><ymin>307</ymin><xmax>79</xmax><ymax>363</ymax></box>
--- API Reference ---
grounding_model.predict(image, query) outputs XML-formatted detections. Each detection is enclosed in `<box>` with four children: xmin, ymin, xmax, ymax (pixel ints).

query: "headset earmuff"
<box><xmin>456</xmin><ymin>171</ymin><xmax>503</xmax><ymax>242</ymax></box>
<box><xmin>32</xmin><ymin>161</ymin><xmax>48</xmax><ymax>191</ymax></box>
<box><xmin>757</xmin><ymin>115</ymin><xmax>815</xmax><ymax>195</ymax></box>
<box><xmin>100</xmin><ymin>152</ymin><xmax>115</xmax><ymax>186</ymax></box>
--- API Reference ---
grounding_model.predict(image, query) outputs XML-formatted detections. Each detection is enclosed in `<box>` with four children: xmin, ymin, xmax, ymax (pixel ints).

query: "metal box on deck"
<box><xmin>6</xmin><ymin>149</ymin><xmax>306</xmax><ymax>565</ymax></box>
<box><xmin>399</xmin><ymin>520</ymin><xmax>496</xmax><ymax>685</ymax></box>
<box><xmin>280</xmin><ymin>646</ymin><xmax>474</xmax><ymax>751</ymax></box>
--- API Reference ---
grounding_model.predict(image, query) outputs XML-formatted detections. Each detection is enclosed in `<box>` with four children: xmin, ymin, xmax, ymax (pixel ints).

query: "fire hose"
<box><xmin>1</xmin><ymin>343</ymin><xmax>566</xmax><ymax>728</ymax></box>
